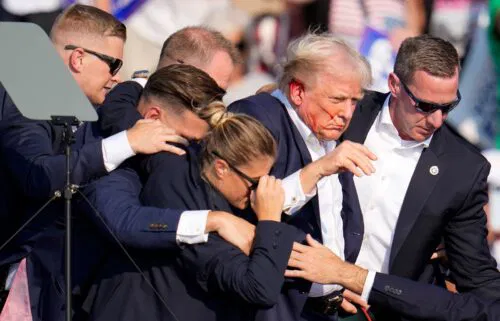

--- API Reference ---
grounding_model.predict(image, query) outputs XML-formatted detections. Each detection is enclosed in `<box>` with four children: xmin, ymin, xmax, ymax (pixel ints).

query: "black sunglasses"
<box><xmin>212</xmin><ymin>151</ymin><xmax>259</xmax><ymax>191</ymax></box>
<box><xmin>399</xmin><ymin>80</ymin><xmax>461</xmax><ymax>115</ymax></box>
<box><xmin>64</xmin><ymin>45</ymin><xmax>123</xmax><ymax>76</ymax></box>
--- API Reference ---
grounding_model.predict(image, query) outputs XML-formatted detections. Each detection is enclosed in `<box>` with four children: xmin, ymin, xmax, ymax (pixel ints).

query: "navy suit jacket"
<box><xmin>342</xmin><ymin>91</ymin><xmax>500</xmax><ymax>319</ymax></box>
<box><xmin>84</xmin><ymin>145</ymin><xmax>304</xmax><ymax>321</ymax></box>
<box><xmin>370</xmin><ymin>273</ymin><xmax>500</xmax><ymax>321</ymax></box>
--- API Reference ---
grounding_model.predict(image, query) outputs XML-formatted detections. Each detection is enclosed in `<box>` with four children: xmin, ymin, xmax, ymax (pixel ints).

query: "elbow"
<box><xmin>243</xmin><ymin>275</ymin><xmax>282</xmax><ymax>308</ymax></box>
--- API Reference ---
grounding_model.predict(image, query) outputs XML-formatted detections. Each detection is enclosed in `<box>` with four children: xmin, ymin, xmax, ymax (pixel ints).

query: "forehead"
<box><xmin>313</xmin><ymin>71</ymin><xmax>363</xmax><ymax>97</ymax></box>
<box><xmin>86</xmin><ymin>36</ymin><xmax>124</xmax><ymax>59</ymax></box>
<box><xmin>202</xmin><ymin>50</ymin><xmax>234</xmax><ymax>89</ymax></box>
<box><xmin>408</xmin><ymin>69</ymin><xmax>459</xmax><ymax>104</ymax></box>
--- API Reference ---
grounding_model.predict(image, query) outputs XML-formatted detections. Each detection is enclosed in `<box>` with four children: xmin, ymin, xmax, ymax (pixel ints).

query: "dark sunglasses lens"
<box><xmin>110</xmin><ymin>59</ymin><xmax>122</xmax><ymax>76</ymax></box>
<box><xmin>416</xmin><ymin>102</ymin><xmax>437</xmax><ymax>113</ymax></box>
<box><xmin>418</xmin><ymin>101</ymin><xmax>456</xmax><ymax>114</ymax></box>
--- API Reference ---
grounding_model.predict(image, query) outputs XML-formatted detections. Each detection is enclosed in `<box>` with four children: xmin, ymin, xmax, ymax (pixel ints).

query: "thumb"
<box><xmin>306</xmin><ymin>234</ymin><xmax>322</xmax><ymax>248</ymax></box>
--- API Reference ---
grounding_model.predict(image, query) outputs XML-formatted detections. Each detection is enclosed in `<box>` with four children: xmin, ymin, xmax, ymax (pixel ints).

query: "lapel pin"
<box><xmin>429</xmin><ymin>165</ymin><xmax>439</xmax><ymax>176</ymax></box>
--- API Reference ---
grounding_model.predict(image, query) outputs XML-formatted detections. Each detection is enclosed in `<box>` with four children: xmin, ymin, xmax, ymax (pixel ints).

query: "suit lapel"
<box><xmin>342</xmin><ymin>91</ymin><xmax>388</xmax><ymax>143</ymax></box>
<box><xmin>389</xmin><ymin>138</ymin><xmax>443</xmax><ymax>270</ymax></box>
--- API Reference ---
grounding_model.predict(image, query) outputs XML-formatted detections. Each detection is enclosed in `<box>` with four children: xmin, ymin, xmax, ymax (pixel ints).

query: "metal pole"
<box><xmin>64</xmin><ymin>125</ymin><xmax>72</xmax><ymax>321</ymax></box>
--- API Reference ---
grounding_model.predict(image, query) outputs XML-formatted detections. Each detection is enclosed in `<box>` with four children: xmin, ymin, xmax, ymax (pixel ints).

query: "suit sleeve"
<box><xmin>228</xmin><ymin>96</ymin><xmax>281</xmax><ymax>142</ymax></box>
<box><xmin>0</xmin><ymin>118</ymin><xmax>106</xmax><ymax>199</ymax></box>
<box><xmin>80</xmin><ymin>166</ymin><xmax>182</xmax><ymax>250</ymax></box>
<box><xmin>180</xmin><ymin>221</ymin><xmax>298</xmax><ymax>308</ymax></box>
<box><xmin>444</xmin><ymin>162</ymin><xmax>500</xmax><ymax>299</ymax></box>
<box><xmin>98</xmin><ymin>81</ymin><xmax>143</xmax><ymax>137</ymax></box>
<box><xmin>369</xmin><ymin>273</ymin><xmax>499</xmax><ymax>321</ymax></box>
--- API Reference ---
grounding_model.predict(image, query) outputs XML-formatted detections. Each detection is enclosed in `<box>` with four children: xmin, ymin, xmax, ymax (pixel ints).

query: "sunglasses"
<box><xmin>64</xmin><ymin>45</ymin><xmax>123</xmax><ymax>76</ymax></box>
<box><xmin>212</xmin><ymin>151</ymin><xmax>260</xmax><ymax>191</ymax></box>
<box><xmin>400</xmin><ymin>80</ymin><xmax>461</xmax><ymax>114</ymax></box>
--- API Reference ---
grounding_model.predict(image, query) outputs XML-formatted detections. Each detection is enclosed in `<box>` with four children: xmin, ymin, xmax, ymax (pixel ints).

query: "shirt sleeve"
<box><xmin>176</xmin><ymin>210</ymin><xmax>210</xmax><ymax>244</ymax></box>
<box><xmin>101</xmin><ymin>130</ymin><xmax>136</xmax><ymax>172</ymax></box>
<box><xmin>361</xmin><ymin>270</ymin><xmax>377</xmax><ymax>301</ymax></box>
<box><xmin>281</xmin><ymin>169</ymin><xmax>317</xmax><ymax>215</ymax></box>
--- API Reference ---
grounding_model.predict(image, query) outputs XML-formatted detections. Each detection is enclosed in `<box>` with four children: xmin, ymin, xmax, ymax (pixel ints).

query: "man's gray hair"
<box><xmin>278</xmin><ymin>32</ymin><xmax>372</xmax><ymax>93</ymax></box>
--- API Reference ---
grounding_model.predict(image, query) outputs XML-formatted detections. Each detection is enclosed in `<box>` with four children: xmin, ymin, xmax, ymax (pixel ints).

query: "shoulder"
<box><xmin>228</xmin><ymin>92</ymin><xmax>286</xmax><ymax>119</ymax></box>
<box><xmin>438</xmin><ymin>124</ymin><xmax>488</xmax><ymax>167</ymax></box>
<box><xmin>357</xmin><ymin>90</ymin><xmax>389</xmax><ymax>111</ymax></box>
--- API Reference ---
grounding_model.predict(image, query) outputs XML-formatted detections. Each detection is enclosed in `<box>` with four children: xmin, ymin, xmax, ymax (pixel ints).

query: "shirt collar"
<box><xmin>378</xmin><ymin>94</ymin><xmax>433</xmax><ymax>148</ymax></box>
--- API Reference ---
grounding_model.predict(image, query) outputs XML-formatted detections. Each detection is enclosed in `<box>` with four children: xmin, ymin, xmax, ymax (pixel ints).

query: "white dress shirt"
<box><xmin>354</xmin><ymin>95</ymin><xmax>433</xmax><ymax>299</ymax></box>
<box><xmin>272</xmin><ymin>90</ymin><xmax>345</xmax><ymax>297</ymax></box>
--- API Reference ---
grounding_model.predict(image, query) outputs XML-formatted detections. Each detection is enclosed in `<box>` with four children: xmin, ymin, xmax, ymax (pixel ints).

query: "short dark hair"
<box><xmin>142</xmin><ymin>64</ymin><xmax>226</xmax><ymax>115</ymax></box>
<box><xmin>158</xmin><ymin>26</ymin><xmax>240</xmax><ymax>68</ymax></box>
<box><xmin>51</xmin><ymin>4</ymin><xmax>126</xmax><ymax>41</ymax></box>
<box><xmin>394</xmin><ymin>34</ymin><xmax>460</xmax><ymax>85</ymax></box>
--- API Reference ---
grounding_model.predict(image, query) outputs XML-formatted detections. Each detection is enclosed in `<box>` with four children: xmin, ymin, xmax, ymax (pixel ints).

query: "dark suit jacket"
<box><xmin>84</xmin><ymin>145</ymin><xmax>303</xmax><ymax>321</ymax></box>
<box><xmin>98</xmin><ymin>80</ymin><xmax>143</xmax><ymax>136</ymax></box>
<box><xmin>371</xmin><ymin>272</ymin><xmax>500</xmax><ymax>321</ymax></box>
<box><xmin>342</xmin><ymin>91</ymin><xmax>500</xmax><ymax>318</ymax></box>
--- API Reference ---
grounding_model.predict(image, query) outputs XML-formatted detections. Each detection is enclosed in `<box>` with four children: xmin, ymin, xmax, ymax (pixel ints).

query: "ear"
<box><xmin>388</xmin><ymin>73</ymin><xmax>400</xmax><ymax>98</ymax></box>
<box><xmin>288</xmin><ymin>79</ymin><xmax>305</xmax><ymax>107</ymax></box>
<box><xmin>214</xmin><ymin>159</ymin><xmax>229</xmax><ymax>179</ymax></box>
<box><xmin>143</xmin><ymin>106</ymin><xmax>162</xmax><ymax>120</ymax></box>
<box><xmin>68</xmin><ymin>48</ymin><xmax>85</xmax><ymax>74</ymax></box>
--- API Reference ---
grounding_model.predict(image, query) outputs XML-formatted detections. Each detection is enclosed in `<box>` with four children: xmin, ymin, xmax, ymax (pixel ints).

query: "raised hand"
<box><xmin>127</xmin><ymin>119</ymin><xmax>189</xmax><ymax>155</ymax></box>
<box><xmin>251</xmin><ymin>175</ymin><xmax>285</xmax><ymax>222</ymax></box>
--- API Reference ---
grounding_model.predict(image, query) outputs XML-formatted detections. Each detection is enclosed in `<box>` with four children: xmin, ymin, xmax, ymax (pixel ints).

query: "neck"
<box><xmin>388</xmin><ymin>96</ymin><xmax>412</xmax><ymax>141</ymax></box>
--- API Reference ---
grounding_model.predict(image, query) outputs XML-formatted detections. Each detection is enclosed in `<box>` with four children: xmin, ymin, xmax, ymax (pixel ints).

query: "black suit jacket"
<box><xmin>343</xmin><ymin>91</ymin><xmax>500</xmax><ymax>318</ymax></box>
<box><xmin>371</xmin><ymin>272</ymin><xmax>500</xmax><ymax>321</ymax></box>
<box><xmin>85</xmin><ymin>145</ymin><xmax>304</xmax><ymax>321</ymax></box>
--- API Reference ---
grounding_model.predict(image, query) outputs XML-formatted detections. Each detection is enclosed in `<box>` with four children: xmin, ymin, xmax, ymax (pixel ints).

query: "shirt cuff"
<box><xmin>102</xmin><ymin>130</ymin><xmax>136</xmax><ymax>172</ymax></box>
<box><xmin>361</xmin><ymin>270</ymin><xmax>377</xmax><ymax>301</ymax></box>
<box><xmin>282</xmin><ymin>169</ymin><xmax>317</xmax><ymax>215</ymax></box>
<box><xmin>176</xmin><ymin>210</ymin><xmax>209</xmax><ymax>244</ymax></box>
<box><xmin>131</xmin><ymin>77</ymin><xmax>148</xmax><ymax>87</ymax></box>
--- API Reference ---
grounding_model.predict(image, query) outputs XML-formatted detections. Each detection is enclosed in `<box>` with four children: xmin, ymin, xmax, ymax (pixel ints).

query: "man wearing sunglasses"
<box><xmin>332</xmin><ymin>34</ymin><xmax>500</xmax><ymax>320</ymax></box>
<box><xmin>0</xmin><ymin>4</ymin><xmax>190</xmax><ymax>321</ymax></box>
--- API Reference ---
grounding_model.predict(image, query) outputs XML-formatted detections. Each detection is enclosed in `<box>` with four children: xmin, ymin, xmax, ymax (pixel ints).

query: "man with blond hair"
<box><xmin>228</xmin><ymin>32</ymin><xmax>377</xmax><ymax>319</ymax></box>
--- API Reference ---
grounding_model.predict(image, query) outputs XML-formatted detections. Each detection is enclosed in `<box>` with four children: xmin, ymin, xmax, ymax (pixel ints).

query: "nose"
<box><xmin>341</xmin><ymin>100</ymin><xmax>356</xmax><ymax>121</ymax></box>
<box><xmin>427</xmin><ymin>109</ymin><xmax>445</xmax><ymax>129</ymax></box>
<box><xmin>111</xmin><ymin>73</ymin><xmax>121</xmax><ymax>83</ymax></box>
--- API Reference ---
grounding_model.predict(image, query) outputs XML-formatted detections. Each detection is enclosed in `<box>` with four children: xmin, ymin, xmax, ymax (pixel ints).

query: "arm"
<box><xmin>1</xmin><ymin>119</ymin><xmax>107</xmax><ymax>198</ymax></box>
<box><xmin>182</xmin><ymin>221</ymin><xmax>298</xmax><ymax>307</ymax></box>
<box><xmin>80</xmin><ymin>166</ymin><xmax>182</xmax><ymax>250</ymax></box>
<box><xmin>98</xmin><ymin>81</ymin><xmax>143</xmax><ymax>137</ymax></box>
<box><xmin>444</xmin><ymin>163</ymin><xmax>500</xmax><ymax>300</ymax></box>
<box><xmin>286</xmin><ymin>236</ymin><xmax>500</xmax><ymax>321</ymax></box>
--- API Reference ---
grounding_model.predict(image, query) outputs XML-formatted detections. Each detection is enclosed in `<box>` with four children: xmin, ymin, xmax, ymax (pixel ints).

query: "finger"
<box><xmin>344</xmin><ymin>290</ymin><xmax>369</xmax><ymax>308</ymax></box>
<box><xmin>284</xmin><ymin>269</ymin><xmax>305</xmax><ymax>278</ymax></box>
<box><xmin>341</xmin><ymin>160</ymin><xmax>364</xmax><ymax>177</ymax></box>
<box><xmin>347</xmin><ymin>149</ymin><xmax>375</xmax><ymax>174</ymax></box>
<box><xmin>305</xmin><ymin>234</ymin><xmax>322</xmax><ymax>248</ymax></box>
<box><xmin>287</xmin><ymin>256</ymin><xmax>307</xmax><ymax>269</ymax></box>
<box><xmin>352</xmin><ymin>143</ymin><xmax>377</xmax><ymax>160</ymax></box>
<box><xmin>257</xmin><ymin>175</ymin><xmax>269</xmax><ymax>192</ymax></box>
<box><xmin>292</xmin><ymin>241</ymin><xmax>311</xmax><ymax>253</ymax></box>
<box><xmin>340</xmin><ymin>299</ymin><xmax>358</xmax><ymax>314</ymax></box>
<box><xmin>162</xmin><ymin>144</ymin><xmax>186</xmax><ymax>155</ymax></box>
<box><xmin>136</xmin><ymin>118</ymin><xmax>154</xmax><ymax>124</ymax></box>
<box><xmin>289</xmin><ymin>249</ymin><xmax>305</xmax><ymax>262</ymax></box>
<box><xmin>162</xmin><ymin>134</ymin><xmax>189</xmax><ymax>146</ymax></box>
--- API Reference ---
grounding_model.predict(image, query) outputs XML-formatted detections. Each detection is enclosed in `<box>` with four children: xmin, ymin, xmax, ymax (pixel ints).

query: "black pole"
<box><xmin>63</xmin><ymin>123</ymin><xmax>73</xmax><ymax>321</ymax></box>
